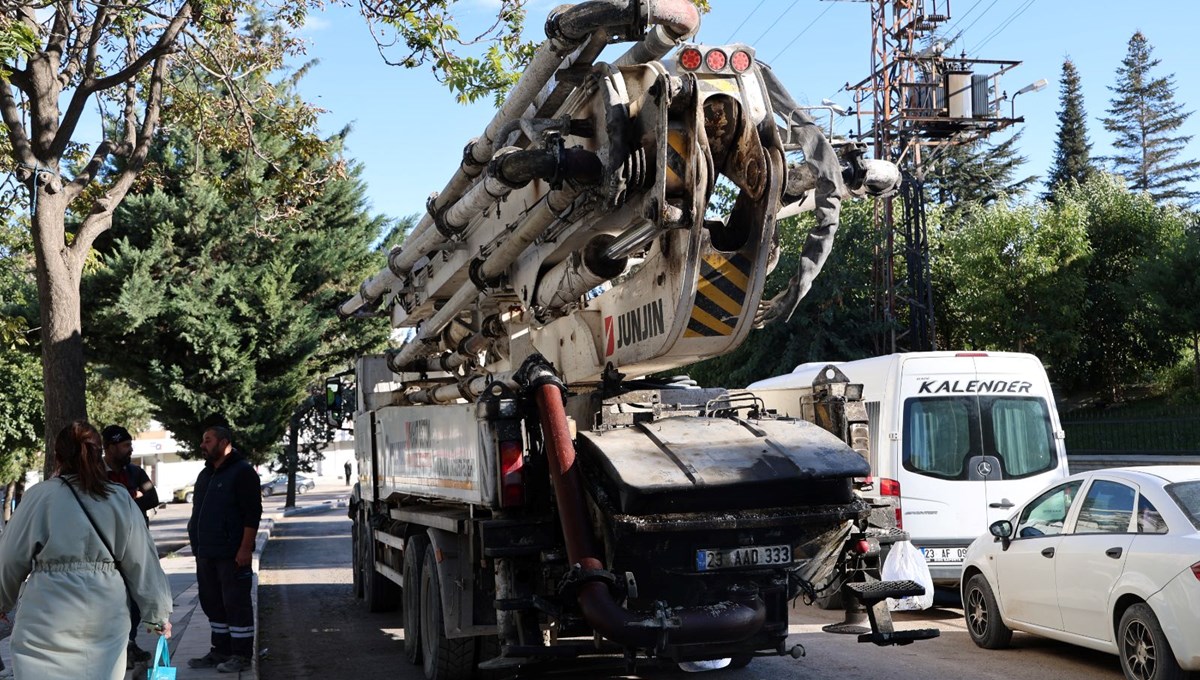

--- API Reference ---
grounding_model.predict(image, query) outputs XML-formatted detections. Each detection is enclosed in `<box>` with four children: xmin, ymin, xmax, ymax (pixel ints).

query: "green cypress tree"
<box><xmin>1046</xmin><ymin>57</ymin><xmax>1095</xmax><ymax>196</ymax></box>
<box><xmin>923</xmin><ymin>131</ymin><xmax>1037</xmax><ymax>216</ymax></box>
<box><xmin>85</xmin><ymin>68</ymin><xmax>391</xmax><ymax>460</ymax></box>
<box><xmin>1102</xmin><ymin>31</ymin><xmax>1200</xmax><ymax>205</ymax></box>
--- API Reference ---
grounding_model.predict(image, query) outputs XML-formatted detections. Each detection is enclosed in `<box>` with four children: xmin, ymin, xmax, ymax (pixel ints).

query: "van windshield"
<box><xmin>903</xmin><ymin>396</ymin><xmax>1056</xmax><ymax>480</ymax></box>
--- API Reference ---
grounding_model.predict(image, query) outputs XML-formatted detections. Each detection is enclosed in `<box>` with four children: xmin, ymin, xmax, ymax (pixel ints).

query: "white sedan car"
<box><xmin>961</xmin><ymin>466</ymin><xmax>1200</xmax><ymax>680</ymax></box>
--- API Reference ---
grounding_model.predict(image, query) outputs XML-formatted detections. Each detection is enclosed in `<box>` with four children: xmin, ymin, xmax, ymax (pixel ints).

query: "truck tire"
<box><xmin>363</xmin><ymin>517</ymin><xmax>400</xmax><ymax>613</ymax></box>
<box><xmin>351</xmin><ymin>509</ymin><xmax>364</xmax><ymax>599</ymax></box>
<box><xmin>403</xmin><ymin>534</ymin><xmax>429</xmax><ymax>665</ymax></box>
<box><xmin>420</xmin><ymin>548</ymin><xmax>476</xmax><ymax>680</ymax></box>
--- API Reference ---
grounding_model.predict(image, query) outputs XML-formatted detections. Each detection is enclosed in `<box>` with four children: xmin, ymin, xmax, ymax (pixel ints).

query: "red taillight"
<box><xmin>500</xmin><ymin>440</ymin><xmax>525</xmax><ymax>507</ymax></box>
<box><xmin>730</xmin><ymin>49</ymin><xmax>753</xmax><ymax>73</ymax></box>
<box><xmin>1191</xmin><ymin>562</ymin><xmax>1200</xmax><ymax>581</ymax></box>
<box><xmin>705</xmin><ymin>49</ymin><xmax>727</xmax><ymax>72</ymax></box>
<box><xmin>955</xmin><ymin>352</ymin><xmax>989</xmax><ymax>357</ymax></box>
<box><xmin>880</xmin><ymin>478</ymin><xmax>902</xmax><ymax>529</ymax></box>
<box><xmin>679</xmin><ymin>47</ymin><xmax>702</xmax><ymax>71</ymax></box>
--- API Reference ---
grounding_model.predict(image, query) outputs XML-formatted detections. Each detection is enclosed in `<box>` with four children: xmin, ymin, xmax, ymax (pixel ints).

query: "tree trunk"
<box><xmin>31</xmin><ymin>190</ymin><xmax>88</xmax><ymax>478</ymax></box>
<box><xmin>1</xmin><ymin>482</ymin><xmax>13</xmax><ymax>523</ymax></box>
<box><xmin>1193</xmin><ymin>333</ymin><xmax>1199</xmax><ymax>390</ymax></box>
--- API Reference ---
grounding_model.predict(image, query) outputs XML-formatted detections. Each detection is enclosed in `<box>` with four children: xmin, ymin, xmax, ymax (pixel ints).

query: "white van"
<box><xmin>748</xmin><ymin>351</ymin><xmax>1070</xmax><ymax>586</ymax></box>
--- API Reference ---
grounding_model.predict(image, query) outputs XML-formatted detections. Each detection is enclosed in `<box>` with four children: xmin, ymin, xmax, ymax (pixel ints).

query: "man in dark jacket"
<box><xmin>101</xmin><ymin>424</ymin><xmax>160</xmax><ymax>666</ymax></box>
<box><xmin>186</xmin><ymin>425</ymin><xmax>262</xmax><ymax>673</ymax></box>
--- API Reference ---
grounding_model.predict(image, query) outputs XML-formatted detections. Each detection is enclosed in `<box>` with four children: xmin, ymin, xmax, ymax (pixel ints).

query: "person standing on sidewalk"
<box><xmin>0</xmin><ymin>421</ymin><xmax>172</xmax><ymax>679</ymax></box>
<box><xmin>186</xmin><ymin>424</ymin><xmax>262</xmax><ymax>673</ymax></box>
<box><xmin>344</xmin><ymin>459</ymin><xmax>352</xmax><ymax>486</ymax></box>
<box><xmin>102</xmin><ymin>423</ymin><xmax>161</xmax><ymax>666</ymax></box>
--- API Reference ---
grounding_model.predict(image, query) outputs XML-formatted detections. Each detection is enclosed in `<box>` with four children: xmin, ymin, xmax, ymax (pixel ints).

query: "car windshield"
<box><xmin>1165</xmin><ymin>481</ymin><xmax>1200</xmax><ymax>530</ymax></box>
<box><xmin>903</xmin><ymin>396</ymin><xmax>1056</xmax><ymax>480</ymax></box>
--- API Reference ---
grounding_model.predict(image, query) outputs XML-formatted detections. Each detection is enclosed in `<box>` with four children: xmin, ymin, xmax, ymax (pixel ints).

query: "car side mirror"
<box><xmin>990</xmin><ymin>519</ymin><xmax>1013</xmax><ymax>550</ymax></box>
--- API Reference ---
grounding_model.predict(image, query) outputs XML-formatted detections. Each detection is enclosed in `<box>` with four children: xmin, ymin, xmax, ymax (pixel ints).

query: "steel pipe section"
<box><xmin>526</xmin><ymin>359</ymin><xmax>766</xmax><ymax>651</ymax></box>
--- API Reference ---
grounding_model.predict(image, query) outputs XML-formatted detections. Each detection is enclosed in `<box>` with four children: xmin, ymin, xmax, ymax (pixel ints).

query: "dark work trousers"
<box><xmin>196</xmin><ymin>557</ymin><xmax>255</xmax><ymax>658</ymax></box>
<box><xmin>128</xmin><ymin>596</ymin><xmax>141</xmax><ymax>644</ymax></box>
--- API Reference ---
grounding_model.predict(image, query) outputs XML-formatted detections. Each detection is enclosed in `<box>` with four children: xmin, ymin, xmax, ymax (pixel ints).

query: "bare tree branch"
<box><xmin>62</xmin><ymin>138</ymin><xmax>114</xmax><ymax>201</ymax></box>
<box><xmin>71</xmin><ymin>54</ymin><xmax>167</xmax><ymax>258</ymax></box>
<box><xmin>0</xmin><ymin>82</ymin><xmax>36</xmax><ymax>168</ymax></box>
<box><xmin>51</xmin><ymin>1</ymin><xmax>191</xmax><ymax>159</ymax></box>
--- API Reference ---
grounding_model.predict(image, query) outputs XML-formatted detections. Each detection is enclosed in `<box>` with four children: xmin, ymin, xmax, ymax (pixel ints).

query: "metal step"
<box><xmin>857</xmin><ymin>628</ymin><xmax>941</xmax><ymax>646</ymax></box>
<box><xmin>845</xmin><ymin>579</ymin><xmax>925</xmax><ymax>606</ymax></box>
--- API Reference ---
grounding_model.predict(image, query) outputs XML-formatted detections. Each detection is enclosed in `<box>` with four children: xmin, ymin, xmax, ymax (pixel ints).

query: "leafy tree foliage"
<box><xmin>933</xmin><ymin>193</ymin><xmax>1091</xmax><ymax>377</ymax></box>
<box><xmin>923</xmin><ymin>131</ymin><xmax>1037</xmax><ymax>218</ymax></box>
<box><xmin>1137</xmin><ymin>220</ymin><xmax>1200</xmax><ymax>390</ymax></box>
<box><xmin>681</xmin><ymin>199</ymin><xmax>884</xmax><ymax>387</ymax></box>
<box><xmin>0</xmin><ymin>221</ymin><xmax>40</xmax><ymax>485</ymax></box>
<box><xmin>1101</xmin><ymin>31</ymin><xmax>1200</xmax><ymax>205</ymax></box>
<box><xmin>0</xmin><ymin>1</ymin><xmax>321</xmax><ymax>475</ymax></box>
<box><xmin>86</xmin><ymin>367</ymin><xmax>154</xmax><ymax>434</ymax></box>
<box><xmin>1046</xmin><ymin>58</ymin><xmax>1095</xmax><ymax>196</ymax></box>
<box><xmin>85</xmin><ymin>68</ymin><xmax>390</xmax><ymax>462</ymax></box>
<box><xmin>1060</xmin><ymin>174</ymin><xmax>1186</xmax><ymax>395</ymax></box>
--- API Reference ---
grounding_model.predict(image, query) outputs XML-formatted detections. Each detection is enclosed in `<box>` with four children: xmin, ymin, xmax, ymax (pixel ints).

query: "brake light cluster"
<box><xmin>500</xmin><ymin>439</ymin><xmax>525</xmax><ymax>507</ymax></box>
<box><xmin>1191</xmin><ymin>561</ymin><xmax>1200</xmax><ymax>581</ymax></box>
<box><xmin>677</xmin><ymin>46</ymin><xmax>754</xmax><ymax>74</ymax></box>
<box><xmin>880</xmin><ymin>477</ymin><xmax>902</xmax><ymax>529</ymax></box>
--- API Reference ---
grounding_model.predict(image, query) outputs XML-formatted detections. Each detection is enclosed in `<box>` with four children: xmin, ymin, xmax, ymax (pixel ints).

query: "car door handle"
<box><xmin>1105</xmin><ymin>547</ymin><xmax>1123</xmax><ymax>559</ymax></box>
<box><xmin>1041</xmin><ymin>547</ymin><xmax>1055</xmax><ymax>558</ymax></box>
<box><xmin>989</xmin><ymin>501</ymin><xmax>1015</xmax><ymax>509</ymax></box>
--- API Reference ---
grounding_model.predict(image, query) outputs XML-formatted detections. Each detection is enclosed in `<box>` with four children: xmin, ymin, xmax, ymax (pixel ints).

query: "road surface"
<box><xmin>254</xmin><ymin>484</ymin><xmax>1126</xmax><ymax>680</ymax></box>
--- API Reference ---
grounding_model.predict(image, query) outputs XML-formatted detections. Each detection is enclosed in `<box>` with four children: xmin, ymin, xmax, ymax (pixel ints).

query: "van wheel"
<box><xmin>964</xmin><ymin>574</ymin><xmax>1011</xmax><ymax>649</ymax></box>
<box><xmin>403</xmin><ymin>534</ymin><xmax>429</xmax><ymax>665</ymax></box>
<box><xmin>420</xmin><ymin>548</ymin><xmax>476</xmax><ymax>680</ymax></box>
<box><xmin>363</xmin><ymin>515</ymin><xmax>400</xmax><ymax>613</ymax></box>
<box><xmin>1118</xmin><ymin>603</ymin><xmax>1186</xmax><ymax>680</ymax></box>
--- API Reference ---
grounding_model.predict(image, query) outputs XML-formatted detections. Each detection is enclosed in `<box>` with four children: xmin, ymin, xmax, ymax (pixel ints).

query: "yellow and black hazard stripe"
<box><xmin>665</xmin><ymin>128</ymin><xmax>688</xmax><ymax>193</ymax></box>
<box><xmin>685</xmin><ymin>251</ymin><xmax>752</xmax><ymax>337</ymax></box>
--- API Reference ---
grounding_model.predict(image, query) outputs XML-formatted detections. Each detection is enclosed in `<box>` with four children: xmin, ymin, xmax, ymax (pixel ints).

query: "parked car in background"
<box><xmin>261</xmin><ymin>474</ymin><xmax>315</xmax><ymax>497</ymax></box>
<box><xmin>173</xmin><ymin>484</ymin><xmax>195</xmax><ymax>503</ymax></box>
<box><xmin>961</xmin><ymin>466</ymin><xmax>1200</xmax><ymax>680</ymax></box>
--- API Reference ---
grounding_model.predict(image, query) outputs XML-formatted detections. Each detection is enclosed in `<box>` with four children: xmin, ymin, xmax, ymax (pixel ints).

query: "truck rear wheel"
<box><xmin>363</xmin><ymin>516</ymin><xmax>400</xmax><ymax>612</ymax></box>
<box><xmin>351</xmin><ymin>509</ymin><xmax>364</xmax><ymax>599</ymax></box>
<box><xmin>420</xmin><ymin>548</ymin><xmax>476</xmax><ymax>680</ymax></box>
<box><xmin>403</xmin><ymin>534</ymin><xmax>429</xmax><ymax>664</ymax></box>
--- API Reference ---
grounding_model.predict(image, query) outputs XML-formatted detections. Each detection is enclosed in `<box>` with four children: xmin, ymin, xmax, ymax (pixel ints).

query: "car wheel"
<box><xmin>1118</xmin><ymin>603</ymin><xmax>1187</xmax><ymax>680</ymax></box>
<box><xmin>184</xmin><ymin>492</ymin><xmax>194</xmax><ymax>504</ymax></box>
<box><xmin>297</xmin><ymin>485</ymin><xmax>306</xmax><ymax>495</ymax></box>
<box><xmin>964</xmin><ymin>573</ymin><xmax>1012</xmax><ymax>649</ymax></box>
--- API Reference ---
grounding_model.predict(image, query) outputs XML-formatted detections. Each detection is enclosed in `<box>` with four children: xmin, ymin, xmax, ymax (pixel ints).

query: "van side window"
<box><xmin>1015</xmin><ymin>481</ymin><xmax>1082</xmax><ymax>538</ymax></box>
<box><xmin>1137</xmin><ymin>495</ymin><xmax>1168</xmax><ymax>534</ymax></box>
<box><xmin>1074</xmin><ymin>480</ymin><xmax>1136</xmax><ymax>534</ymax></box>
<box><xmin>903</xmin><ymin>397</ymin><xmax>975</xmax><ymax>478</ymax></box>
<box><xmin>988</xmin><ymin>398</ymin><xmax>1054</xmax><ymax>476</ymax></box>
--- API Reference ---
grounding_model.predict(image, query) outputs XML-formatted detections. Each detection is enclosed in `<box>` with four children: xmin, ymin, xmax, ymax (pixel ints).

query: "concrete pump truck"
<box><xmin>333</xmin><ymin>1</ymin><xmax>932</xmax><ymax>677</ymax></box>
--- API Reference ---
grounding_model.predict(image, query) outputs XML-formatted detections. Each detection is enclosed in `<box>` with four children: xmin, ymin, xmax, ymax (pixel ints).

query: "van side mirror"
<box><xmin>990</xmin><ymin>519</ymin><xmax>1013</xmax><ymax>550</ymax></box>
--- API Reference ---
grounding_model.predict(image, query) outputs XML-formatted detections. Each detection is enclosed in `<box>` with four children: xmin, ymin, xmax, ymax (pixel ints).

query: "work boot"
<box><xmin>188</xmin><ymin>650</ymin><xmax>231</xmax><ymax>668</ymax></box>
<box><xmin>216</xmin><ymin>655</ymin><xmax>252</xmax><ymax>673</ymax></box>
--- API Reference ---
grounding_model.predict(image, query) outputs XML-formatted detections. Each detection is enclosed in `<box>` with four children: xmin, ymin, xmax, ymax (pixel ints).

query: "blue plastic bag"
<box><xmin>147</xmin><ymin>635</ymin><xmax>176</xmax><ymax>680</ymax></box>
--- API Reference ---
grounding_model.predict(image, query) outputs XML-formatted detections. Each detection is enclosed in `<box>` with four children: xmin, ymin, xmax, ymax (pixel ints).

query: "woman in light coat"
<box><xmin>0</xmin><ymin>421</ymin><xmax>173</xmax><ymax>679</ymax></box>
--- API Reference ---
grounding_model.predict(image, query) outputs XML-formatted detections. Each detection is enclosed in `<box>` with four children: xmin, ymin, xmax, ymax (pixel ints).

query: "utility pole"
<box><xmin>836</xmin><ymin>0</ymin><xmax>1027</xmax><ymax>353</ymax></box>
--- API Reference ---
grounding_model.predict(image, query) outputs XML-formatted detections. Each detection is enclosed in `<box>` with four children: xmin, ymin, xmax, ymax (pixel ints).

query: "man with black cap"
<box><xmin>102</xmin><ymin>424</ymin><xmax>160</xmax><ymax>666</ymax></box>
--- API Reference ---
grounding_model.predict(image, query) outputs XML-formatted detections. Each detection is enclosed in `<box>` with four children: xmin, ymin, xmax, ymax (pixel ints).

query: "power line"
<box><xmin>752</xmin><ymin>0</ymin><xmax>803</xmax><ymax>46</ymax></box>
<box><xmin>943</xmin><ymin>0</ymin><xmax>983</xmax><ymax>36</ymax></box>
<box><xmin>769</xmin><ymin>2</ymin><xmax>837</xmax><ymax>63</ymax></box>
<box><xmin>957</xmin><ymin>0</ymin><xmax>1000</xmax><ymax>38</ymax></box>
<box><xmin>725</xmin><ymin>0</ymin><xmax>768</xmax><ymax>43</ymax></box>
<box><xmin>969</xmin><ymin>0</ymin><xmax>1036</xmax><ymax>54</ymax></box>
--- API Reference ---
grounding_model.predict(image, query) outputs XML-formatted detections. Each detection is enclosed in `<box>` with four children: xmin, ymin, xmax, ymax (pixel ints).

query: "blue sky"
<box><xmin>295</xmin><ymin>1</ymin><xmax>1200</xmax><ymax>222</ymax></box>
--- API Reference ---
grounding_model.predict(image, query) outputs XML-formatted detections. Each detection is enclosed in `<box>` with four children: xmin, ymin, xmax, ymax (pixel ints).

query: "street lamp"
<box><xmin>1010</xmin><ymin>78</ymin><xmax>1048</xmax><ymax>118</ymax></box>
<box><xmin>821</xmin><ymin>98</ymin><xmax>851</xmax><ymax>116</ymax></box>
